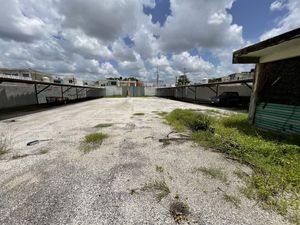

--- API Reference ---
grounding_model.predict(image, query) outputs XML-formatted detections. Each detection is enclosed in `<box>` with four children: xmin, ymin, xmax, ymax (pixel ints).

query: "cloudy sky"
<box><xmin>0</xmin><ymin>0</ymin><xmax>299</xmax><ymax>84</ymax></box>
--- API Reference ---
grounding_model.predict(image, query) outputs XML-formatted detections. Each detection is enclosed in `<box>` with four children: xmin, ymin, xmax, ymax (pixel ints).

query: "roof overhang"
<box><xmin>233</xmin><ymin>28</ymin><xmax>300</xmax><ymax>64</ymax></box>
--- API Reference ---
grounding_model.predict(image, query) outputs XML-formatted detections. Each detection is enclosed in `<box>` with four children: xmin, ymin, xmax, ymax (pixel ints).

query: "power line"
<box><xmin>156</xmin><ymin>66</ymin><xmax>159</xmax><ymax>87</ymax></box>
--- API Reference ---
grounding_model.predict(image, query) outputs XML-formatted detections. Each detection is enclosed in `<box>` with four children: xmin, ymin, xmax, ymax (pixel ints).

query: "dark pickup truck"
<box><xmin>210</xmin><ymin>92</ymin><xmax>250</xmax><ymax>107</ymax></box>
<box><xmin>46</xmin><ymin>96</ymin><xmax>69</xmax><ymax>105</ymax></box>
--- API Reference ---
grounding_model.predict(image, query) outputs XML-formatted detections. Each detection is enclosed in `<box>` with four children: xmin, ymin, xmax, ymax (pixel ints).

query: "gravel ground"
<box><xmin>0</xmin><ymin>97</ymin><xmax>290</xmax><ymax>225</ymax></box>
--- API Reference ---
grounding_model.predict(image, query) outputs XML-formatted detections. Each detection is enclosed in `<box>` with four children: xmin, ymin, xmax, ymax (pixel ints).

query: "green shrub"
<box><xmin>166</xmin><ymin>109</ymin><xmax>213</xmax><ymax>132</ymax></box>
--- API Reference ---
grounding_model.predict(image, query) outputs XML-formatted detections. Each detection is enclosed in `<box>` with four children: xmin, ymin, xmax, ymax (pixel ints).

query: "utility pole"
<box><xmin>156</xmin><ymin>66</ymin><xmax>159</xmax><ymax>87</ymax></box>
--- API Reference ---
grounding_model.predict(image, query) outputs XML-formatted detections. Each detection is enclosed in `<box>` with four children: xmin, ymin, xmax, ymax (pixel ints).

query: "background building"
<box><xmin>0</xmin><ymin>68</ymin><xmax>54</xmax><ymax>82</ymax></box>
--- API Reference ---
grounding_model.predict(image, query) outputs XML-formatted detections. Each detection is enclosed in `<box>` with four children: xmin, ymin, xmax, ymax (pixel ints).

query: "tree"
<box><xmin>176</xmin><ymin>75</ymin><xmax>190</xmax><ymax>86</ymax></box>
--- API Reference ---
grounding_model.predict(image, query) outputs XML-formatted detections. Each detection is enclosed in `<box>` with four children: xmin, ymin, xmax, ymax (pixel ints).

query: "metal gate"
<box><xmin>122</xmin><ymin>86</ymin><xmax>145</xmax><ymax>97</ymax></box>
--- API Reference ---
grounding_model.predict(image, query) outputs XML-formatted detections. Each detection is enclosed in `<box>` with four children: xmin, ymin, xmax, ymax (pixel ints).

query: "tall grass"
<box><xmin>0</xmin><ymin>133</ymin><xmax>9</xmax><ymax>156</ymax></box>
<box><xmin>166</xmin><ymin>109</ymin><xmax>300</xmax><ymax>223</ymax></box>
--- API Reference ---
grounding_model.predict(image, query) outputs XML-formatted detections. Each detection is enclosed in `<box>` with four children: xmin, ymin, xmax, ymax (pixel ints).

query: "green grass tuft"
<box><xmin>39</xmin><ymin>149</ymin><xmax>49</xmax><ymax>154</ymax></box>
<box><xmin>133</xmin><ymin>112</ymin><xmax>145</xmax><ymax>116</ymax></box>
<box><xmin>81</xmin><ymin>132</ymin><xmax>108</xmax><ymax>153</ymax></box>
<box><xmin>223</xmin><ymin>193</ymin><xmax>241</xmax><ymax>208</ymax></box>
<box><xmin>141</xmin><ymin>180</ymin><xmax>170</xmax><ymax>202</ymax></box>
<box><xmin>156</xmin><ymin>165</ymin><xmax>164</xmax><ymax>173</ymax></box>
<box><xmin>234</xmin><ymin>168</ymin><xmax>249</xmax><ymax>180</ymax></box>
<box><xmin>156</xmin><ymin>111</ymin><xmax>168</xmax><ymax>117</ymax></box>
<box><xmin>195</xmin><ymin>167</ymin><xmax>228</xmax><ymax>183</ymax></box>
<box><xmin>94</xmin><ymin>123</ymin><xmax>113</xmax><ymax>128</ymax></box>
<box><xmin>0</xmin><ymin>134</ymin><xmax>9</xmax><ymax>156</ymax></box>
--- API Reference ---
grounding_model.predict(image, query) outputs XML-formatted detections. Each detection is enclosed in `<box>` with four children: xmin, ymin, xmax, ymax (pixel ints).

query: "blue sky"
<box><xmin>0</xmin><ymin>0</ymin><xmax>299</xmax><ymax>83</ymax></box>
<box><xmin>144</xmin><ymin>0</ymin><xmax>288</xmax><ymax>43</ymax></box>
<box><xmin>229</xmin><ymin>0</ymin><xmax>288</xmax><ymax>41</ymax></box>
<box><xmin>143</xmin><ymin>0</ymin><xmax>171</xmax><ymax>26</ymax></box>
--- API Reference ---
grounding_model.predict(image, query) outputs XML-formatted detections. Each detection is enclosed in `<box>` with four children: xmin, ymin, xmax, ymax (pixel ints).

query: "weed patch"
<box><xmin>0</xmin><ymin>133</ymin><xmax>10</xmax><ymax>156</ymax></box>
<box><xmin>165</xmin><ymin>109</ymin><xmax>213</xmax><ymax>132</ymax></box>
<box><xmin>133</xmin><ymin>112</ymin><xmax>145</xmax><ymax>116</ymax></box>
<box><xmin>165</xmin><ymin>109</ymin><xmax>300</xmax><ymax>223</ymax></box>
<box><xmin>141</xmin><ymin>180</ymin><xmax>170</xmax><ymax>202</ymax></box>
<box><xmin>234</xmin><ymin>168</ymin><xmax>249</xmax><ymax>180</ymax></box>
<box><xmin>39</xmin><ymin>149</ymin><xmax>49</xmax><ymax>154</ymax></box>
<box><xmin>156</xmin><ymin>111</ymin><xmax>168</xmax><ymax>117</ymax></box>
<box><xmin>223</xmin><ymin>193</ymin><xmax>241</xmax><ymax>208</ymax></box>
<box><xmin>12</xmin><ymin>154</ymin><xmax>28</xmax><ymax>160</ymax></box>
<box><xmin>94</xmin><ymin>123</ymin><xmax>113</xmax><ymax>128</ymax></box>
<box><xmin>156</xmin><ymin>165</ymin><xmax>164</xmax><ymax>173</ymax></box>
<box><xmin>195</xmin><ymin>167</ymin><xmax>228</xmax><ymax>183</ymax></box>
<box><xmin>81</xmin><ymin>132</ymin><xmax>108</xmax><ymax>153</ymax></box>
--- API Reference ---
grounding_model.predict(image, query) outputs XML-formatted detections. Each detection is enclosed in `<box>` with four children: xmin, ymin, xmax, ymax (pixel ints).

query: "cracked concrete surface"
<box><xmin>0</xmin><ymin>97</ymin><xmax>290</xmax><ymax>225</ymax></box>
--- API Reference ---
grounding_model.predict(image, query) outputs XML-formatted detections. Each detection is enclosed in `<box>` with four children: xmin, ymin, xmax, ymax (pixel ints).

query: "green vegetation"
<box><xmin>133</xmin><ymin>112</ymin><xmax>145</xmax><ymax>116</ymax></box>
<box><xmin>165</xmin><ymin>109</ymin><xmax>300</xmax><ymax>223</ymax></box>
<box><xmin>203</xmin><ymin>109</ymin><xmax>224</xmax><ymax>114</ymax></box>
<box><xmin>141</xmin><ymin>180</ymin><xmax>170</xmax><ymax>202</ymax></box>
<box><xmin>94</xmin><ymin>123</ymin><xmax>113</xmax><ymax>128</ymax></box>
<box><xmin>165</xmin><ymin>109</ymin><xmax>213</xmax><ymax>132</ymax></box>
<box><xmin>156</xmin><ymin>165</ymin><xmax>164</xmax><ymax>173</ymax></box>
<box><xmin>12</xmin><ymin>154</ymin><xmax>28</xmax><ymax>160</ymax></box>
<box><xmin>81</xmin><ymin>132</ymin><xmax>108</xmax><ymax>153</ymax></box>
<box><xmin>176</xmin><ymin>74</ymin><xmax>190</xmax><ymax>86</ymax></box>
<box><xmin>0</xmin><ymin>134</ymin><xmax>9</xmax><ymax>156</ymax></box>
<box><xmin>223</xmin><ymin>193</ymin><xmax>241</xmax><ymax>208</ymax></box>
<box><xmin>104</xmin><ymin>95</ymin><xmax>123</xmax><ymax>98</ymax></box>
<box><xmin>234</xmin><ymin>168</ymin><xmax>249</xmax><ymax>180</ymax></box>
<box><xmin>156</xmin><ymin>111</ymin><xmax>168</xmax><ymax>117</ymax></box>
<box><xmin>195</xmin><ymin>167</ymin><xmax>228</xmax><ymax>183</ymax></box>
<box><xmin>39</xmin><ymin>149</ymin><xmax>49</xmax><ymax>154</ymax></box>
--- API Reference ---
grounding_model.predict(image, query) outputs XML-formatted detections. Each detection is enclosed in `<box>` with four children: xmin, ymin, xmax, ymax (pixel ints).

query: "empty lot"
<box><xmin>0</xmin><ymin>97</ymin><xmax>289</xmax><ymax>225</ymax></box>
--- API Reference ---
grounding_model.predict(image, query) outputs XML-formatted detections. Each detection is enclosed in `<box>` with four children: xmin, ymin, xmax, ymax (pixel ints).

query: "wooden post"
<box><xmin>34</xmin><ymin>84</ymin><xmax>39</xmax><ymax>104</ymax></box>
<box><xmin>248</xmin><ymin>63</ymin><xmax>264</xmax><ymax>124</ymax></box>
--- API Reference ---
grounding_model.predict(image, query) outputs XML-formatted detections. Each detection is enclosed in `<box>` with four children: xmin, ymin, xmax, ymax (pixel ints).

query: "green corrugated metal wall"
<box><xmin>255</xmin><ymin>102</ymin><xmax>300</xmax><ymax>134</ymax></box>
<box><xmin>122</xmin><ymin>86</ymin><xmax>145</xmax><ymax>97</ymax></box>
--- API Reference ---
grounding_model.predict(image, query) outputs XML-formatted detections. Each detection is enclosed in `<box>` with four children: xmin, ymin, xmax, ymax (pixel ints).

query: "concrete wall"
<box><xmin>105</xmin><ymin>86</ymin><xmax>156</xmax><ymax>97</ymax></box>
<box><xmin>0</xmin><ymin>84</ymin><xmax>36</xmax><ymax>109</ymax></box>
<box><xmin>145</xmin><ymin>87</ymin><xmax>156</xmax><ymax>96</ymax></box>
<box><xmin>105</xmin><ymin>86</ymin><xmax>122</xmax><ymax>96</ymax></box>
<box><xmin>156</xmin><ymin>84</ymin><xmax>252</xmax><ymax>102</ymax></box>
<box><xmin>0</xmin><ymin>84</ymin><xmax>105</xmax><ymax>110</ymax></box>
<box><xmin>87</xmin><ymin>88</ymin><xmax>106</xmax><ymax>98</ymax></box>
